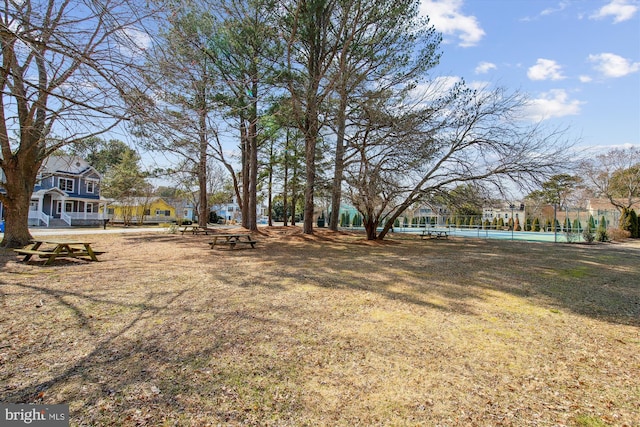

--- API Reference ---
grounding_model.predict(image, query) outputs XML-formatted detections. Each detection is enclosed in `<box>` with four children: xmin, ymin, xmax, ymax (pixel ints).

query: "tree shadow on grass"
<box><xmin>241</xmin><ymin>235</ymin><xmax>640</xmax><ymax>327</ymax></box>
<box><xmin>0</xmin><ymin>278</ymin><xmax>301</xmax><ymax>425</ymax></box>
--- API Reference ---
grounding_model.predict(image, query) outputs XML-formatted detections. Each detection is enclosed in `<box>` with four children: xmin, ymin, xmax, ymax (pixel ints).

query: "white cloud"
<box><xmin>588</xmin><ymin>53</ymin><xmax>640</xmax><ymax>77</ymax></box>
<box><xmin>118</xmin><ymin>27</ymin><xmax>152</xmax><ymax>56</ymax></box>
<box><xmin>590</xmin><ymin>0</ymin><xmax>638</xmax><ymax>23</ymax></box>
<box><xmin>579</xmin><ymin>75</ymin><xmax>593</xmax><ymax>83</ymax></box>
<box><xmin>475</xmin><ymin>61</ymin><xmax>497</xmax><ymax>74</ymax></box>
<box><xmin>525</xmin><ymin>89</ymin><xmax>583</xmax><ymax>121</ymax></box>
<box><xmin>527</xmin><ymin>59</ymin><xmax>566</xmax><ymax>81</ymax></box>
<box><xmin>420</xmin><ymin>0</ymin><xmax>485</xmax><ymax>47</ymax></box>
<box><xmin>540</xmin><ymin>0</ymin><xmax>571</xmax><ymax>16</ymax></box>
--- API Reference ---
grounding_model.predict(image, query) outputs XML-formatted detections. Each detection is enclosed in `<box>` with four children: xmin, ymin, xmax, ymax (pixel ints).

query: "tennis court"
<box><xmin>394</xmin><ymin>226</ymin><xmax>583</xmax><ymax>243</ymax></box>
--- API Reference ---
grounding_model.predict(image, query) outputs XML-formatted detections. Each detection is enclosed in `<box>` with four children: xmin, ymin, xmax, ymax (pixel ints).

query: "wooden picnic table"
<box><xmin>180</xmin><ymin>224</ymin><xmax>215</xmax><ymax>235</ymax></box>
<box><xmin>14</xmin><ymin>239</ymin><xmax>104</xmax><ymax>265</ymax></box>
<box><xmin>421</xmin><ymin>229</ymin><xmax>449</xmax><ymax>240</ymax></box>
<box><xmin>209</xmin><ymin>233</ymin><xmax>258</xmax><ymax>249</ymax></box>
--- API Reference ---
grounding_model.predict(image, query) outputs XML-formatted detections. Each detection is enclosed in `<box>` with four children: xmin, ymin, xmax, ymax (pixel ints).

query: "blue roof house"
<box><xmin>27</xmin><ymin>155</ymin><xmax>108</xmax><ymax>227</ymax></box>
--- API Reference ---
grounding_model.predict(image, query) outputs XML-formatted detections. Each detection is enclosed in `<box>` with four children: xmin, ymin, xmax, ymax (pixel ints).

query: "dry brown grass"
<box><xmin>0</xmin><ymin>227</ymin><xmax>639</xmax><ymax>426</ymax></box>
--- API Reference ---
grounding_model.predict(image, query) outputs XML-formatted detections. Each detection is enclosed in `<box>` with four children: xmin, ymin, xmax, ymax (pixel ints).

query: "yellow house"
<box><xmin>105</xmin><ymin>197</ymin><xmax>176</xmax><ymax>225</ymax></box>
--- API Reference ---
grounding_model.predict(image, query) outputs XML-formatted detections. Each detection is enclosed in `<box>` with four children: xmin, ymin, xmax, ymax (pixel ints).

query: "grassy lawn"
<box><xmin>1</xmin><ymin>228</ymin><xmax>639</xmax><ymax>426</ymax></box>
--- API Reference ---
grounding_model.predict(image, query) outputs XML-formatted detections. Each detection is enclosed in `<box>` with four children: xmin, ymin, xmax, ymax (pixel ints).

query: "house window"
<box><xmin>86</xmin><ymin>204</ymin><xmax>94</xmax><ymax>213</ymax></box>
<box><xmin>164</xmin><ymin>210</ymin><xmax>170</xmax><ymax>216</ymax></box>
<box><xmin>108</xmin><ymin>208</ymin><xmax>114</xmax><ymax>215</ymax></box>
<box><xmin>86</xmin><ymin>181</ymin><xmax>95</xmax><ymax>193</ymax></box>
<box><xmin>59</xmin><ymin>178</ymin><xmax>74</xmax><ymax>192</ymax></box>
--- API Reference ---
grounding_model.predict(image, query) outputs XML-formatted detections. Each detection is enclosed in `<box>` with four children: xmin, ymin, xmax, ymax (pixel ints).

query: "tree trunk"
<box><xmin>198</xmin><ymin>106</ymin><xmax>209</xmax><ymax>227</ymax></box>
<box><xmin>1</xmin><ymin>156</ymin><xmax>40</xmax><ymax>248</ymax></box>
<box><xmin>247</xmin><ymin>81</ymin><xmax>259</xmax><ymax>231</ymax></box>
<box><xmin>303</xmin><ymin>130</ymin><xmax>316</xmax><ymax>234</ymax></box>
<box><xmin>240</xmin><ymin>120</ymin><xmax>250</xmax><ymax>228</ymax></box>
<box><xmin>303</xmin><ymin>100</ymin><xmax>318</xmax><ymax>234</ymax></box>
<box><xmin>283</xmin><ymin>131</ymin><xmax>289</xmax><ymax>227</ymax></box>
<box><xmin>329</xmin><ymin>85</ymin><xmax>348</xmax><ymax>231</ymax></box>
<box><xmin>267</xmin><ymin>140</ymin><xmax>274</xmax><ymax>227</ymax></box>
<box><xmin>363</xmin><ymin>215</ymin><xmax>378</xmax><ymax>240</ymax></box>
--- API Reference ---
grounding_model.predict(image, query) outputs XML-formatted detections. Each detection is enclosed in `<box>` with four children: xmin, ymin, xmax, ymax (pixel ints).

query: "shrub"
<box><xmin>607</xmin><ymin>227</ymin><xmax>630</xmax><ymax>241</ymax></box>
<box><xmin>596</xmin><ymin>227</ymin><xmax>609</xmax><ymax>242</ymax></box>
<box><xmin>582</xmin><ymin>227</ymin><xmax>595</xmax><ymax>243</ymax></box>
<box><xmin>630</xmin><ymin>209</ymin><xmax>639</xmax><ymax>238</ymax></box>
<box><xmin>573</xmin><ymin>219</ymin><xmax>582</xmax><ymax>232</ymax></box>
<box><xmin>619</xmin><ymin>208</ymin><xmax>639</xmax><ymax>238</ymax></box>
<box><xmin>532</xmin><ymin>217</ymin><xmax>540</xmax><ymax>232</ymax></box>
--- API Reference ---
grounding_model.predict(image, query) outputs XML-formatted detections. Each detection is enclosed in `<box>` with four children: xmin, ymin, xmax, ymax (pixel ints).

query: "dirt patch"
<box><xmin>1</xmin><ymin>228</ymin><xmax>638</xmax><ymax>426</ymax></box>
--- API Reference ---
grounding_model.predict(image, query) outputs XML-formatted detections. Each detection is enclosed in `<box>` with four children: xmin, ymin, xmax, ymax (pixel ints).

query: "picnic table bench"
<box><xmin>209</xmin><ymin>233</ymin><xmax>258</xmax><ymax>249</ymax></box>
<box><xmin>14</xmin><ymin>239</ymin><xmax>105</xmax><ymax>265</ymax></box>
<box><xmin>421</xmin><ymin>229</ymin><xmax>449</xmax><ymax>240</ymax></box>
<box><xmin>180</xmin><ymin>225</ymin><xmax>215</xmax><ymax>235</ymax></box>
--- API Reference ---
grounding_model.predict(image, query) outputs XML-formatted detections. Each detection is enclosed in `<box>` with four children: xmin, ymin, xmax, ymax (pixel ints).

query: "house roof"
<box><xmin>32</xmin><ymin>187</ymin><xmax>67</xmax><ymax>198</ymax></box>
<box><xmin>587</xmin><ymin>198</ymin><xmax>640</xmax><ymax>211</ymax></box>
<box><xmin>41</xmin><ymin>155</ymin><xmax>100</xmax><ymax>177</ymax></box>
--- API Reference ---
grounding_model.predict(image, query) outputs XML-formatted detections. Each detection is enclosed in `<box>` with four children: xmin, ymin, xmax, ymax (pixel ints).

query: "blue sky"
<box><xmin>419</xmin><ymin>0</ymin><xmax>640</xmax><ymax>153</ymax></box>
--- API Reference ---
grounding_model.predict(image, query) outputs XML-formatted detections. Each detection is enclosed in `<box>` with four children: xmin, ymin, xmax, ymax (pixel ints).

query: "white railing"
<box><xmin>60</xmin><ymin>211</ymin><xmax>72</xmax><ymax>226</ymax></box>
<box><xmin>28</xmin><ymin>211</ymin><xmax>50</xmax><ymax>226</ymax></box>
<box><xmin>66</xmin><ymin>212</ymin><xmax>105</xmax><ymax>221</ymax></box>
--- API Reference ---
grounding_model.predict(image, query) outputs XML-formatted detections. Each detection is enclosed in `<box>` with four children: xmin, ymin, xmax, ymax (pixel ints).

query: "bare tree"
<box><xmin>326</xmin><ymin>0</ymin><xmax>440</xmax><ymax>231</ymax></box>
<box><xmin>0</xmin><ymin>0</ymin><xmax>157</xmax><ymax>247</ymax></box>
<box><xmin>345</xmin><ymin>83</ymin><xmax>574</xmax><ymax>240</ymax></box>
<box><xmin>579</xmin><ymin>147</ymin><xmax>640</xmax><ymax>213</ymax></box>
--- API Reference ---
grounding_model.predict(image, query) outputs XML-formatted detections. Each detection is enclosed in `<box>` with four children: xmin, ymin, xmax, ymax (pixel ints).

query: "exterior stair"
<box><xmin>47</xmin><ymin>218</ymin><xmax>70</xmax><ymax>228</ymax></box>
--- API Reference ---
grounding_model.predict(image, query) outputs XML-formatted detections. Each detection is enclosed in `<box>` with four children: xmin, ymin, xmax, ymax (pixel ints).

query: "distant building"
<box><xmin>105</xmin><ymin>197</ymin><xmax>177</xmax><ymax>225</ymax></box>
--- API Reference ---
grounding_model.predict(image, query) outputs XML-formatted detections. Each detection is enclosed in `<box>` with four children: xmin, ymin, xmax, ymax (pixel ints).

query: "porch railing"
<box><xmin>28</xmin><ymin>211</ymin><xmax>50</xmax><ymax>227</ymax></box>
<box><xmin>66</xmin><ymin>212</ymin><xmax>105</xmax><ymax>221</ymax></box>
<box><xmin>61</xmin><ymin>211</ymin><xmax>72</xmax><ymax>226</ymax></box>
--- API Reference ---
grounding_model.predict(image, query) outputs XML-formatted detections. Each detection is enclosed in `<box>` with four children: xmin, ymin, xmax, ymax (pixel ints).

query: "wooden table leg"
<box><xmin>22</xmin><ymin>242</ymin><xmax>43</xmax><ymax>262</ymax></box>
<box><xmin>84</xmin><ymin>243</ymin><xmax>98</xmax><ymax>261</ymax></box>
<box><xmin>45</xmin><ymin>245</ymin><xmax>66</xmax><ymax>266</ymax></box>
